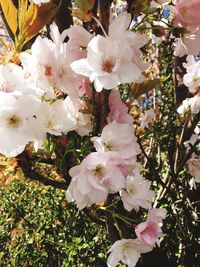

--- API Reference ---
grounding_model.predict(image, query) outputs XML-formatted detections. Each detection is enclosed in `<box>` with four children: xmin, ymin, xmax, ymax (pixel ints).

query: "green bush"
<box><xmin>0</xmin><ymin>179</ymin><xmax>110</xmax><ymax>267</ymax></box>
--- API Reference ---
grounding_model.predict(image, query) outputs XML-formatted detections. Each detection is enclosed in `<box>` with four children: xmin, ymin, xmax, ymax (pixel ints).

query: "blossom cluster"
<box><xmin>0</xmin><ymin>23</ymin><xmax>94</xmax><ymax>157</ymax></box>
<box><xmin>2</xmin><ymin>0</ymin><xmax>200</xmax><ymax>265</ymax></box>
<box><xmin>67</xmin><ymin>90</ymin><xmax>165</xmax><ymax>267</ymax></box>
<box><xmin>173</xmin><ymin>1</ymin><xmax>200</xmax><ymax>187</ymax></box>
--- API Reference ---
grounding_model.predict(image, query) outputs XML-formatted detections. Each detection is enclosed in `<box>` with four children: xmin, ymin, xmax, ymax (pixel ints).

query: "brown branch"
<box><xmin>17</xmin><ymin>151</ymin><xmax>69</xmax><ymax>190</ymax></box>
<box><xmin>99</xmin><ymin>0</ymin><xmax>112</xmax><ymax>34</ymax></box>
<box><xmin>137</xmin><ymin>135</ymin><xmax>177</xmax><ymax>201</ymax></box>
<box><xmin>28</xmin><ymin>170</ymin><xmax>68</xmax><ymax>190</ymax></box>
<box><xmin>83</xmin><ymin>208</ymin><xmax>106</xmax><ymax>226</ymax></box>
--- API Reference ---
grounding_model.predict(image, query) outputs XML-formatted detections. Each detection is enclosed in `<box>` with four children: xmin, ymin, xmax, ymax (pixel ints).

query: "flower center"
<box><xmin>92</xmin><ymin>164</ymin><xmax>107</xmax><ymax>180</ymax></box>
<box><xmin>192</xmin><ymin>76</ymin><xmax>200</xmax><ymax>85</ymax></box>
<box><xmin>127</xmin><ymin>184</ymin><xmax>137</xmax><ymax>195</ymax></box>
<box><xmin>6</xmin><ymin>114</ymin><xmax>22</xmax><ymax>129</ymax></box>
<box><xmin>101</xmin><ymin>58</ymin><xmax>115</xmax><ymax>73</ymax></box>
<box><xmin>0</xmin><ymin>83</ymin><xmax>14</xmax><ymax>93</ymax></box>
<box><xmin>44</xmin><ymin>65</ymin><xmax>53</xmax><ymax>77</ymax></box>
<box><xmin>180</xmin><ymin>6</ymin><xmax>189</xmax><ymax>16</ymax></box>
<box><xmin>104</xmin><ymin>141</ymin><xmax>118</xmax><ymax>151</ymax></box>
<box><xmin>45</xmin><ymin>119</ymin><xmax>55</xmax><ymax>129</ymax></box>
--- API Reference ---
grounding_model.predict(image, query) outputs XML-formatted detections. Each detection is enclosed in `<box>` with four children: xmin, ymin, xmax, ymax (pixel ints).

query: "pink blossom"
<box><xmin>174</xmin><ymin>0</ymin><xmax>200</xmax><ymax>33</ymax></box>
<box><xmin>67</xmin><ymin>152</ymin><xmax>127</xmax><ymax>209</ymax></box>
<box><xmin>20</xmin><ymin>23</ymin><xmax>84</xmax><ymax>98</ymax></box>
<box><xmin>107</xmin><ymin>90</ymin><xmax>133</xmax><ymax>124</ymax></box>
<box><xmin>135</xmin><ymin>208</ymin><xmax>166</xmax><ymax>246</ymax></box>
<box><xmin>92</xmin><ymin>121</ymin><xmax>140</xmax><ymax>159</ymax></box>
<box><xmin>71</xmin><ymin>12</ymin><xmax>147</xmax><ymax>92</ymax></box>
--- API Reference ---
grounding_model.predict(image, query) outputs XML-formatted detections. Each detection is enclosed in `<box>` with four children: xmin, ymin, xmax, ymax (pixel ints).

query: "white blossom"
<box><xmin>107</xmin><ymin>239</ymin><xmax>153</xmax><ymax>267</ymax></box>
<box><xmin>0</xmin><ymin>93</ymin><xmax>41</xmax><ymax>157</ymax></box>
<box><xmin>121</xmin><ymin>172</ymin><xmax>154</xmax><ymax>212</ymax></box>
<box><xmin>92</xmin><ymin>121</ymin><xmax>140</xmax><ymax>159</ymax></box>
<box><xmin>71</xmin><ymin>12</ymin><xmax>148</xmax><ymax>92</ymax></box>
<box><xmin>188</xmin><ymin>154</ymin><xmax>200</xmax><ymax>184</ymax></box>
<box><xmin>183</xmin><ymin>56</ymin><xmax>200</xmax><ymax>93</ymax></box>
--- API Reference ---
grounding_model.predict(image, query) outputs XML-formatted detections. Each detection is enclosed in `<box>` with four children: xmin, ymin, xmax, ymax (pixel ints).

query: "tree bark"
<box><xmin>54</xmin><ymin>0</ymin><xmax>73</xmax><ymax>33</ymax></box>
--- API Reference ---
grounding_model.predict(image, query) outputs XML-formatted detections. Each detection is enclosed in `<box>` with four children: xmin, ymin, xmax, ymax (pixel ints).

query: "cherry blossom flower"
<box><xmin>188</xmin><ymin>154</ymin><xmax>200</xmax><ymax>184</ymax></box>
<box><xmin>66</xmin><ymin>25</ymin><xmax>93</xmax><ymax>59</ymax></box>
<box><xmin>135</xmin><ymin>208</ymin><xmax>166</xmax><ymax>246</ymax></box>
<box><xmin>183</xmin><ymin>56</ymin><xmax>200</xmax><ymax>93</ymax></box>
<box><xmin>121</xmin><ymin>172</ymin><xmax>154</xmax><ymax>212</ymax></box>
<box><xmin>174</xmin><ymin>0</ymin><xmax>200</xmax><ymax>33</ymax></box>
<box><xmin>71</xmin><ymin>12</ymin><xmax>148</xmax><ymax>92</ymax></box>
<box><xmin>0</xmin><ymin>63</ymin><xmax>35</xmax><ymax>96</ymax></box>
<box><xmin>92</xmin><ymin>120</ymin><xmax>140</xmax><ymax>159</ymax></box>
<box><xmin>184</xmin><ymin>126</ymin><xmax>199</xmax><ymax>151</ymax></box>
<box><xmin>71</xmin><ymin>35</ymin><xmax>142</xmax><ymax>92</ymax></box>
<box><xmin>36</xmin><ymin>100</ymin><xmax>77</xmax><ymax>137</ymax></box>
<box><xmin>107</xmin><ymin>90</ymin><xmax>133</xmax><ymax>124</ymax></box>
<box><xmin>177</xmin><ymin>95</ymin><xmax>200</xmax><ymax>115</ymax></box>
<box><xmin>63</xmin><ymin>96</ymin><xmax>92</xmax><ymax>136</ymax></box>
<box><xmin>189</xmin><ymin>95</ymin><xmax>200</xmax><ymax>114</ymax></box>
<box><xmin>67</xmin><ymin>152</ymin><xmax>127</xmax><ymax>209</ymax></box>
<box><xmin>20</xmin><ymin>23</ymin><xmax>82</xmax><ymax>97</ymax></box>
<box><xmin>107</xmin><ymin>238</ymin><xmax>153</xmax><ymax>267</ymax></box>
<box><xmin>109</xmin><ymin>11</ymin><xmax>148</xmax><ymax>77</ymax></box>
<box><xmin>0</xmin><ymin>93</ymin><xmax>41</xmax><ymax>157</ymax></box>
<box><xmin>139</xmin><ymin>108</ymin><xmax>155</xmax><ymax>128</ymax></box>
<box><xmin>174</xmin><ymin>34</ymin><xmax>200</xmax><ymax>57</ymax></box>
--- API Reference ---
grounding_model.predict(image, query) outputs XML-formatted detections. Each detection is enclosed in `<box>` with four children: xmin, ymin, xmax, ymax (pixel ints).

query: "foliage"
<box><xmin>0</xmin><ymin>177</ymin><xmax>109</xmax><ymax>266</ymax></box>
<box><xmin>0</xmin><ymin>0</ymin><xmax>200</xmax><ymax>266</ymax></box>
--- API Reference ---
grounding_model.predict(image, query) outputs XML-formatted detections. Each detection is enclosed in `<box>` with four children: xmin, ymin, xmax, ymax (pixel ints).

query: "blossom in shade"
<box><xmin>107</xmin><ymin>90</ymin><xmax>133</xmax><ymax>124</ymax></box>
<box><xmin>139</xmin><ymin>108</ymin><xmax>155</xmax><ymax>128</ymax></box>
<box><xmin>188</xmin><ymin>154</ymin><xmax>200</xmax><ymax>184</ymax></box>
<box><xmin>107</xmin><ymin>238</ymin><xmax>153</xmax><ymax>267</ymax></box>
<box><xmin>121</xmin><ymin>172</ymin><xmax>154</xmax><ymax>212</ymax></box>
<box><xmin>135</xmin><ymin>208</ymin><xmax>166</xmax><ymax>246</ymax></box>
<box><xmin>184</xmin><ymin>126</ymin><xmax>199</xmax><ymax>151</ymax></box>
<box><xmin>92</xmin><ymin>120</ymin><xmax>140</xmax><ymax>159</ymax></box>
<box><xmin>67</xmin><ymin>152</ymin><xmax>127</xmax><ymax>209</ymax></box>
